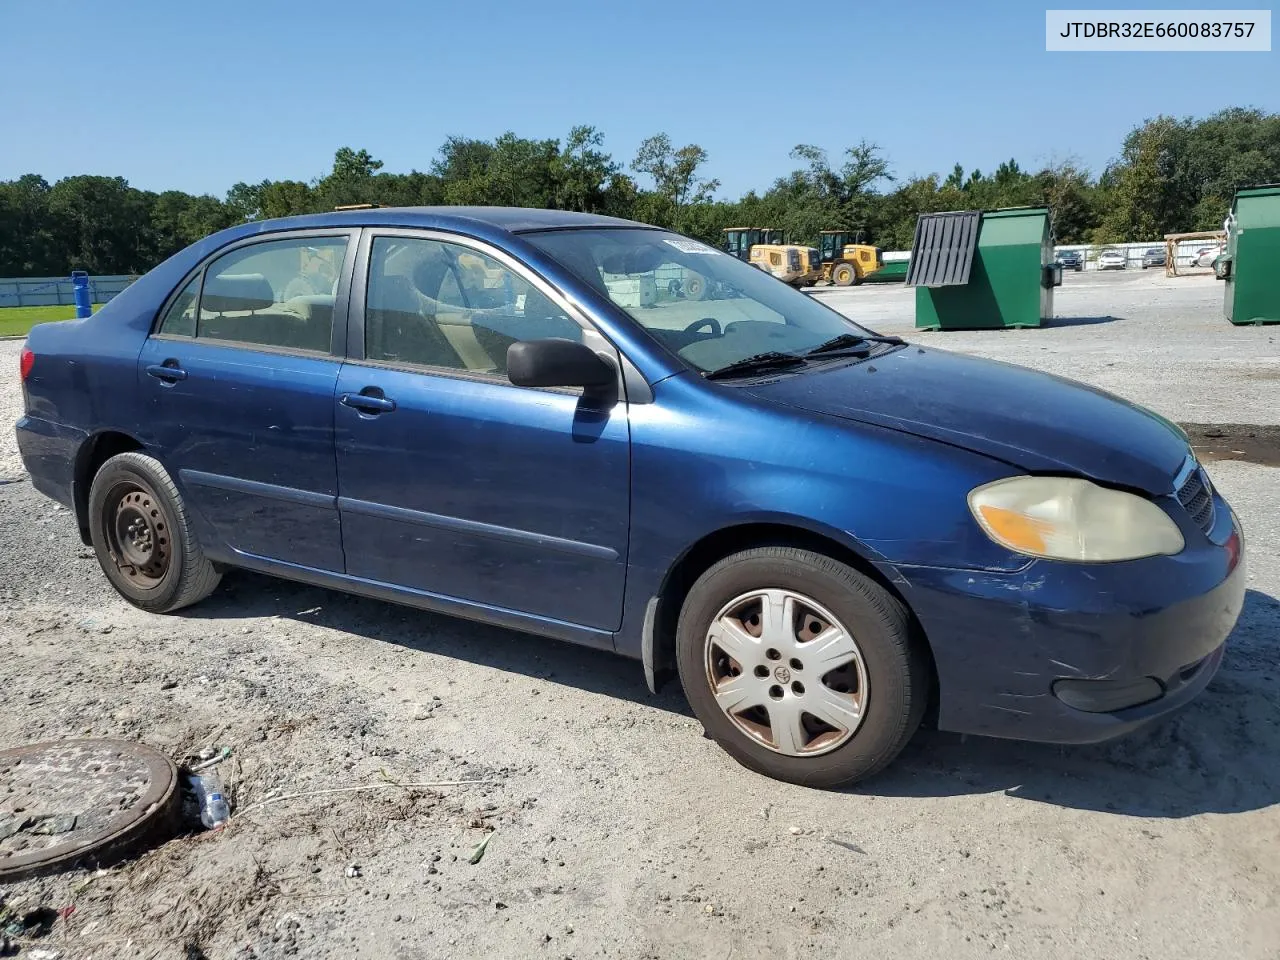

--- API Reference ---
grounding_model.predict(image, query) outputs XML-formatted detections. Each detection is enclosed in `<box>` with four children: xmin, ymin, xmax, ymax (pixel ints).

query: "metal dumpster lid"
<box><xmin>906</xmin><ymin>210</ymin><xmax>981</xmax><ymax>288</ymax></box>
<box><xmin>1233</xmin><ymin>182</ymin><xmax>1280</xmax><ymax>199</ymax></box>
<box><xmin>0</xmin><ymin>738</ymin><xmax>180</xmax><ymax>881</ymax></box>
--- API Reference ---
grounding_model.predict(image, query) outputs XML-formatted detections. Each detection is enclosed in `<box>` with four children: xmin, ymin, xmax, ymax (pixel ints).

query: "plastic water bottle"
<box><xmin>190</xmin><ymin>771</ymin><xmax>230</xmax><ymax>829</ymax></box>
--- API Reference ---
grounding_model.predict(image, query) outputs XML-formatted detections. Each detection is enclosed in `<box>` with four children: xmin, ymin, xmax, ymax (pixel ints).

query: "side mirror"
<box><xmin>507</xmin><ymin>338</ymin><xmax>616</xmax><ymax>389</ymax></box>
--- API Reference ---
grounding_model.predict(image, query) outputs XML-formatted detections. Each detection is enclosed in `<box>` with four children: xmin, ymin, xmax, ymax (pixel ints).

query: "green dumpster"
<box><xmin>909</xmin><ymin>207</ymin><xmax>1060</xmax><ymax>330</ymax></box>
<box><xmin>863</xmin><ymin>258</ymin><xmax>908</xmax><ymax>283</ymax></box>
<box><xmin>1222</xmin><ymin>183</ymin><xmax>1280</xmax><ymax>325</ymax></box>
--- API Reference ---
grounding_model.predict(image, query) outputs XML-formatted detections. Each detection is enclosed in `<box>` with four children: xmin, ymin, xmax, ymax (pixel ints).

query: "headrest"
<box><xmin>277</xmin><ymin>294</ymin><xmax>336</xmax><ymax>322</ymax></box>
<box><xmin>411</xmin><ymin>255</ymin><xmax>449</xmax><ymax>298</ymax></box>
<box><xmin>202</xmin><ymin>273</ymin><xmax>274</xmax><ymax>313</ymax></box>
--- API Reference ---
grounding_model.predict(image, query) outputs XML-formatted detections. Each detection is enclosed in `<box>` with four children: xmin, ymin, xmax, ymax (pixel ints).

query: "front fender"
<box><xmin>616</xmin><ymin>373</ymin><xmax>1026</xmax><ymax>662</ymax></box>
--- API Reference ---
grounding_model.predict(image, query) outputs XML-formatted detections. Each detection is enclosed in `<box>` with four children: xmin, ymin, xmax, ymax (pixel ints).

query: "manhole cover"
<box><xmin>0</xmin><ymin>738</ymin><xmax>180</xmax><ymax>881</ymax></box>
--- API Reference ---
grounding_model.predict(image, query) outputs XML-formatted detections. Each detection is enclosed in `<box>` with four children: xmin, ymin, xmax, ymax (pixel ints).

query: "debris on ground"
<box><xmin>468</xmin><ymin>832</ymin><xmax>494</xmax><ymax>865</ymax></box>
<box><xmin>827</xmin><ymin>838</ymin><xmax>866</xmax><ymax>854</ymax></box>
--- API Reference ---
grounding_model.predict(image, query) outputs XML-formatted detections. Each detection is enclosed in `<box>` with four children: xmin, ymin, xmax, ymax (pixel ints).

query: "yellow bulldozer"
<box><xmin>818</xmin><ymin>230</ymin><xmax>884</xmax><ymax>286</ymax></box>
<box><xmin>722</xmin><ymin>226</ymin><xmax>785</xmax><ymax>261</ymax></box>
<box><xmin>748</xmin><ymin>244</ymin><xmax>823</xmax><ymax>287</ymax></box>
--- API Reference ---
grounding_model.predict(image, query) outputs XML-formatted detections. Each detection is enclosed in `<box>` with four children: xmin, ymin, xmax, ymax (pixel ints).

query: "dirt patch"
<box><xmin>1181</xmin><ymin>422</ymin><xmax>1280</xmax><ymax>468</ymax></box>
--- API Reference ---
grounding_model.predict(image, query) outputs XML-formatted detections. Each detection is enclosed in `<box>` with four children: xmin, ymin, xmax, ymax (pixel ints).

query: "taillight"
<box><xmin>19</xmin><ymin>347</ymin><xmax>35</xmax><ymax>382</ymax></box>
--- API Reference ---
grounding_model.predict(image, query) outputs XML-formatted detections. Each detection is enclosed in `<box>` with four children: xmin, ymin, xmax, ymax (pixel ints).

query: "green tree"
<box><xmin>632</xmin><ymin>133</ymin><xmax>719</xmax><ymax>232</ymax></box>
<box><xmin>258</xmin><ymin>180</ymin><xmax>317</xmax><ymax>220</ymax></box>
<box><xmin>0</xmin><ymin>175</ymin><xmax>55</xmax><ymax>274</ymax></box>
<box><xmin>767</xmin><ymin>141</ymin><xmax>892</xmax><ymax>242</ymax></box>
<box><xmin>316</xmin><ymin>147</ymin><xmax>385</xmax><ymax>208</ymax></box>
<box><xmin>225</xmin><ymin>181</ymin><xmax>265</xmax><ymax>221</ymax></box>
<box><xmin>555</xmin><ymin>125</ymin><xmax>622</xmax><ymax>213</ymax></box>
<box><xmin>45</xmin><ymin>176</ymin><xmax>154</xmax><ymax>274</ymax></box>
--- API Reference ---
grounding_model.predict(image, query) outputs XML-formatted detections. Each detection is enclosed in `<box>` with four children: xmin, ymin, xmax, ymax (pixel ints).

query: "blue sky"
<box><xmin>1</xmin><ymin>0</ymin><xmax>1275</xmax><ymax>198</ymax></box>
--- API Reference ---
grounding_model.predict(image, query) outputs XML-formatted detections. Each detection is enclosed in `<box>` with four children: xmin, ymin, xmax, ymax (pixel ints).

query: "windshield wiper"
<box><xmin>703</xmin><ymin>351</ymin><xmax>808</xmax><ymax>381</ymax></box>
<box><xmin>805</xmin><ymin>332</ymin><xmax>905</xmax><ymax>356</ymax></box>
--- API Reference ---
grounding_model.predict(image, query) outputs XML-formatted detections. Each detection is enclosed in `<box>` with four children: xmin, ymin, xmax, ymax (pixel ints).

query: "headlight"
<box><xmin>968</xmin><ymin>476</ymin><xmax>1184</xmax><ymax>562</ymax></box>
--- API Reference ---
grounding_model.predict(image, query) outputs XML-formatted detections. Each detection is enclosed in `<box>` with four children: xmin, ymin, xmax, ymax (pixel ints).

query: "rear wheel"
<box><xmin>832</xmin><ymin>263</ymin><xmax>856</xmax><ymax>287</ymax></box>
<box><xmin>676</xmin><ymin>546</ymin><xmax>928</xmax><ymax>787</ymax></box>
<box><xmin>88</xmin><ymin>452</ymin><xmax>221</xmax><ymax>613</ymax></box>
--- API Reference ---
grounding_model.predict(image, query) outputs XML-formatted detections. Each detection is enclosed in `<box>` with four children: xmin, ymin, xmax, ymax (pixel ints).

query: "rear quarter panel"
<box><xmin>16</xmin><ymin>241</ymin><xmax>219</xmax><ymax>503</ymax></box>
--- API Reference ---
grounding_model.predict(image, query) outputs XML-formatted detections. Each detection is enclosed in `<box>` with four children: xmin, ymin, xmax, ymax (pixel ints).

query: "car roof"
<box><xmin>222</xmin><ymin>206</ymin><xmax>654</xmax><ymax>241</ymax></box>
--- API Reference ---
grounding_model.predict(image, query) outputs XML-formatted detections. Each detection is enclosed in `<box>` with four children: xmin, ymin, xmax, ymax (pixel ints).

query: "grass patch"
<box><xmin>0</xmin><ymin>303</ymin><xmax>102</xmax><ymax>337</ymax></box>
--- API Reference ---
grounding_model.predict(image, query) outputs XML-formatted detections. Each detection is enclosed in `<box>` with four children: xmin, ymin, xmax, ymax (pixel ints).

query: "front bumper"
<box><xmin>886</xmin><ymin>497</ymin><xmax>1245</xmax><ymax>744</ymax></box>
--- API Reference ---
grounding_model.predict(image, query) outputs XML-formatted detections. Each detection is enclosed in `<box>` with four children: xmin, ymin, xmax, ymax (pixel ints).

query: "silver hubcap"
<box><xmin>704</xmin><ymin>589</ymin><xmax>868</xmax><ymax>757</ymax></box>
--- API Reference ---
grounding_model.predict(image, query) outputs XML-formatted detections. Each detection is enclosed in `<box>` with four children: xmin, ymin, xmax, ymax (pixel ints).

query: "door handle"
<box><xmin>146</xmin><ymin>363</ymin><xmax>187</xmax><ymax>382</ymax></box>
<box><xmin>340</xmin><ymin>392</ymin><xmax>396</xmax><ymax>414</ymax></box>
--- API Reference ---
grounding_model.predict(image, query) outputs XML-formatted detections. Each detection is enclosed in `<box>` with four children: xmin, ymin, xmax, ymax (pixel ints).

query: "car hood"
<box><xmin>744</xmin><ymin>346</ymin><xmax>1190</xmax><ymax>495</ymax></box>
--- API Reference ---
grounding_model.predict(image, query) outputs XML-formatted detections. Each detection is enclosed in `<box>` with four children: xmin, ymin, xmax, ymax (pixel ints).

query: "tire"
<box><xmin>832</xmin><ymin>264</ymin><xmax>856</xmax><ymax>287</ymax></box>
<box><xmin>676</xmin><ymin>546</ymin><xmax>928</xmax><ymax>788</ymax></box>
<box><xmin>88</xmin><ymin>451</ymin><xmax>221</xmax><ymax>613</ymax></box>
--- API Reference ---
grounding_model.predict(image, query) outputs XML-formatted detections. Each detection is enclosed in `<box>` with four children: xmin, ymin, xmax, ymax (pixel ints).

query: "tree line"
<box><xmin>2</xmin><ymin>108</ymin><xmax>1277</xmax><ymax>277</ymax></box>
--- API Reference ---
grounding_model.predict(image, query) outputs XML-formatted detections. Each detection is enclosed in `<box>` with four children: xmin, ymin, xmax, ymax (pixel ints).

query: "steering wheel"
<box><xmin>683</xmin><ymin>317</ymin><xmax>721</xmax><ymax>338</ymax></box>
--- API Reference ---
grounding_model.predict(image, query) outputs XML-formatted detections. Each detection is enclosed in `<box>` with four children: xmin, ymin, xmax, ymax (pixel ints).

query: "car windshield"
<box><xmin>524</xmin><ymin>228</ymin><xmax>875</xmax><ymax>374</ymax></box>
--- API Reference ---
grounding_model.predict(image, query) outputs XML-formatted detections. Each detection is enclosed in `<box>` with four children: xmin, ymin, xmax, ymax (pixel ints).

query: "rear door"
<box><xmin>332</xmin><ymin>229</ymin><xmax>630</xmax><ymax>634</ymax></box>
<box><xmin>136</xmin><ymin>231</ymin><xmax>356</xmax><ymax>571</ymax></box>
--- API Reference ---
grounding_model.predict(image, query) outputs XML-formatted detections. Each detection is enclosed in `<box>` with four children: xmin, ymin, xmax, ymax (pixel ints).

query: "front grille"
<box><xmin>1176</xmin><ymin>464</ymin><xmax>1216</xmax><ymax>534</ymax></box>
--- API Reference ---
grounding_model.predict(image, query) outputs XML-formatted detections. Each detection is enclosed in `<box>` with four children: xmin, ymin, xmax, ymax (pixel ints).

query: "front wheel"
<box><xmin>676</xmin><ymin>547</ymin><xmax>928</xmax><ymax>787</ymax></box>
<box><xmin>88</xmin><ymin>451</ymin><xmax>221</xmax><ymax>613</ymax></box>
<box><xmin>832</xmin><ymin>264</ymin><xmax>856</xmax><ymax>287</ymax></box>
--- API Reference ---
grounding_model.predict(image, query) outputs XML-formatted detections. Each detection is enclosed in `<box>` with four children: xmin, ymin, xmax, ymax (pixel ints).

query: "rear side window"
<box><xmin>158</xmin><ymin>274</ymin><xmax>200</xmax><ymax>337</ymax></box>
<box><xmin>191</xmin><ymin>236</ymin><xmax>348</xmax><ymax>352</ymax></box>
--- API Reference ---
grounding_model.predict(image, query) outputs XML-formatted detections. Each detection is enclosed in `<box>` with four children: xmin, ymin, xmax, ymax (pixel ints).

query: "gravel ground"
<box><xmin>815</xmin><ymin>270</ymin><xmax>1279</xmax><ymax>425</ymax></box>
<box><xmin>1</xmin><ymin>270</ymin><xmax>1278</xmax><ymax>959</ymax></box>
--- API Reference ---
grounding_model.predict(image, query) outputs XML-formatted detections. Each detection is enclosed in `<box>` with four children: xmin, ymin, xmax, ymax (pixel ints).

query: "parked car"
<box><xmin>1141</xmin><ymin>247</ymin><xmax>1167</xmax><ymax>269</ymax></box>
<box><xmin>15</xmin><ymin>208</ymin><xmax>1246</xmax><ymax>788</ymax></box>
<box><xmin>1097</xmin><ymin>249</ymin><xmax>1127</xmax><ymax>270</ymax></box>
<box><xmin>1193</xmin><ymin>245</ymin><xmax>1223</xmax><ymax>268</ymax></box>
<box><xmin>1056</xmin><ymin>250</ymin><xmax>1084</xmax><ymax>272</ymax></box>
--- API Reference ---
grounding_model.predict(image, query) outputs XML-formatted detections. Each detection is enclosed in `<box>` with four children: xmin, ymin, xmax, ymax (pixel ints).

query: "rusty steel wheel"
<box><xmin>88</xmin><ymin>451</ymin><xmax>221</xmax><ymax>613</ymax></box>
<box><xmin>101</xmin><ymin>480</ymin><xmax>172</xmax><ymax>589</ymax></box>
<box><xmin>704</xmin><ymin>588</ymin><xmax>868</xmax><ymax>757</ymax></box>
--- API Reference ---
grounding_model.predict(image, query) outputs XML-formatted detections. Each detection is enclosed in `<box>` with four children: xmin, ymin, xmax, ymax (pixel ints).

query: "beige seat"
<box><xmin>434</xmin><ymin>311</ymin><xmax>496</xmax><ymax>373</ymax></box>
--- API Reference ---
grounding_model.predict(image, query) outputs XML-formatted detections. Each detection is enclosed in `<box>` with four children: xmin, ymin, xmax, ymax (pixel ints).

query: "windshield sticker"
<box><xmin>664</xmin><ymin>238</ymin><xmax>721</xmax><ymax>255</ymax></box>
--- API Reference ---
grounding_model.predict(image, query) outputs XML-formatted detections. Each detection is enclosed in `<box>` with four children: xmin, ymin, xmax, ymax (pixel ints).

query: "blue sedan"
<box><xmin>15</xmin><ymin>208</ymin><xmax>1245</xmax><ymax>787</ymax></box>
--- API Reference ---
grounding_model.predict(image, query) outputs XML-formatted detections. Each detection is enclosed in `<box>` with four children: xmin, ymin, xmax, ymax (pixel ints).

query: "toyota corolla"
<box><xmin>15</xmin><ymin>208</ymin><xmax>1245</xmax><ymax>787</ymax></box>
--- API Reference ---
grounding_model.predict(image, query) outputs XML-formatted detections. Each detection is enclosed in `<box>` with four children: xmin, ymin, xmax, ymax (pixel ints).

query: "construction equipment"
<box><xmin>749</xmin><ymin>244</ymin><xmax>823</xmax><ymax>287</ymax></box>
<box><xmin>818</xmin><ymin>230</ymin><xmax>884</xmax><ymax>286</ymax></box>
<box><xmin>723</xmin><ymin>227</ymin><xmax>784</xmax><ymax>261</ymax></box>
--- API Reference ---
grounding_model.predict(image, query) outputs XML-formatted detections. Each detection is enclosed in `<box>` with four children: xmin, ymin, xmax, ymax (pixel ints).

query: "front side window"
<box><xmin>364</xmin><ymin>236</ymin><xmax>582</xmax><ymax>375</ymax></box>
<box><xmin>524</xmin><ymin>228</ymin><xmax>874</xmax><ymax>375</ymax></box>
<box><xmin>195</xmin><ymin>236</ymin><xmax>348</xmax><ymax>352</ymax></box>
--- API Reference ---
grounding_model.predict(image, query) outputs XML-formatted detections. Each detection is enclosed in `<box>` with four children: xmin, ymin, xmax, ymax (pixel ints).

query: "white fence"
<box><xmin>0</xmin><ymin>275</ymin><xmax>138</xmax><ymax>308</ymax></box>
<box><xmin>1052</xmin><ymin>240</ymin><xmax>1222</xmax><ymax>270</ymax></box>
<box><xmin>881</xmin><ymin>239</ymin><xmax>1222</xmax><ymax>271</ymax></box>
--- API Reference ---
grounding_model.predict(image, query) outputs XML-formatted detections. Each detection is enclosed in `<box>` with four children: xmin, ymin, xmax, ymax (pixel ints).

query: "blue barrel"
<box><xmin>71</xmin><ymin>271</ymin><xmax>92</xmax><ymax>319</ymax></box>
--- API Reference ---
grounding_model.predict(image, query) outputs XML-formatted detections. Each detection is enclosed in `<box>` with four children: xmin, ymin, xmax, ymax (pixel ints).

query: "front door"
<box><xmin>333</xmin><ymin>231</ymin><xmax>631</xmax><ymax>633</ymax></box>
<box><xmin>137</xmin><ymin>231</ymin><xmax>355</xmax><ymax>571</ymax></box>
